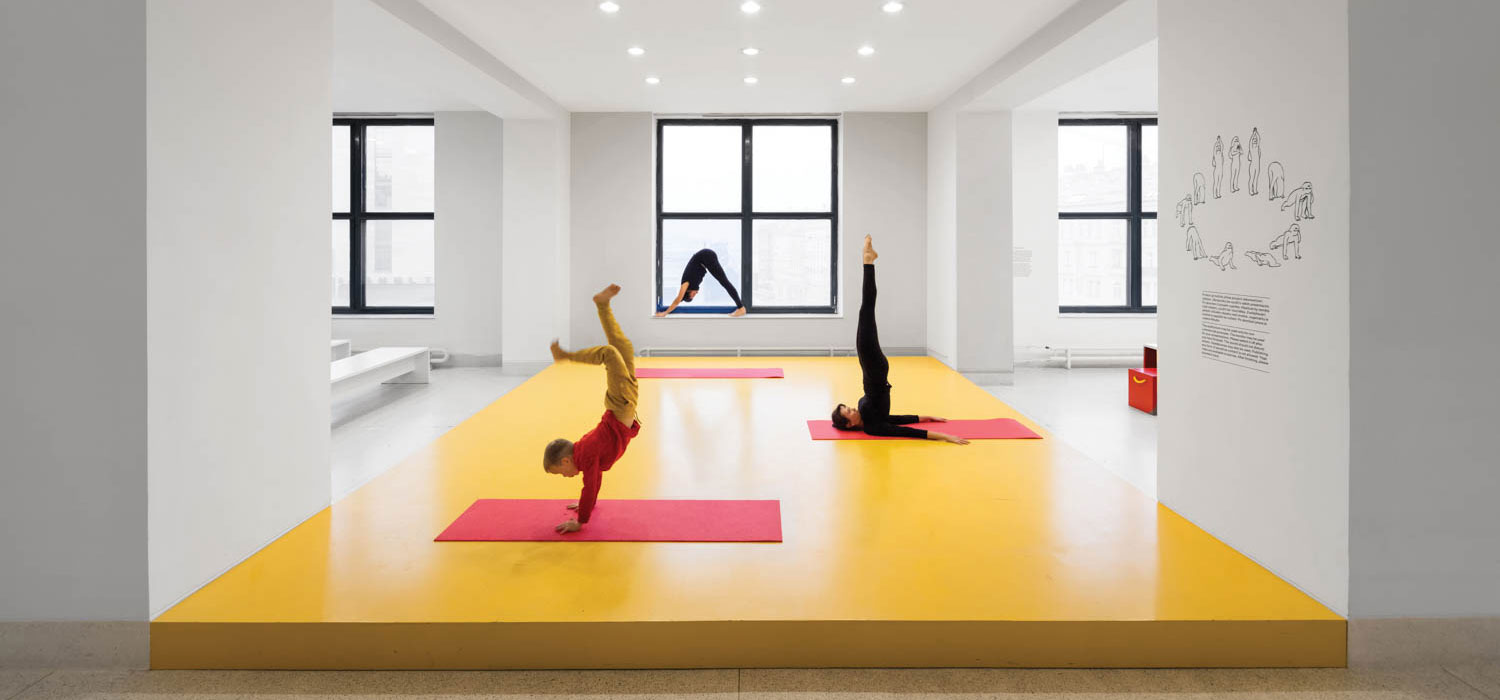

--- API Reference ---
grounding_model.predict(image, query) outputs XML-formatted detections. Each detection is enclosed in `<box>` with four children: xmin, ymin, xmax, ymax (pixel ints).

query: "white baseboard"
<box><xmin>0</xmin><ymin>622</ymin><xmax>147</xmax><ymax>669</ymax></box>
<box><xmin>1349</xmin><ymin>617</ymin><xmax>1500</xmax><ymax>667</ymax></box>
<box><xmin>442</xmin><ymin>352</ymin><xmax>503</xmax><ymax>367</ymax></box>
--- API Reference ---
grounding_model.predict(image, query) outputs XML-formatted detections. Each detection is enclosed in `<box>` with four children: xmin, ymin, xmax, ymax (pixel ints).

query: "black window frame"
<box><xmin>655</xmin><ymin>118</ymin><xmax>840</xmax><ymax>315</ymax></box>
<box><xmin>333</xmin><ymin>117</ymin><xmax>436</xmax><ymax>315</ymax></box>
<box><xmin>1058</xmin><ymin>117</ymin><xmax>1157</xmax><ymax>314</ymax></box>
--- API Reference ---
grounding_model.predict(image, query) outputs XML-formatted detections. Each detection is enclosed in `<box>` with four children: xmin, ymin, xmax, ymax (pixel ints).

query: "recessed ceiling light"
<box><xmin>842</xmin><ymin>76</ymin><xmax>856</xmax><ymax>84</ymax></box>
<box><xmin>744</xmin><ymin>76</ymin><xmax>759</xmax><ymax>84</ymax></box>
<box><xmin>599</xmin><ymin>1</ymin><xmax>620</xmax><ymax>13</ymax></box>
<box><xmin>627</xmin><ymin>46</ymin><xmax>645</xmax><ymax>56</ymax></box>
<box><xmin>742</xmin><ymin>47</ymin><xmax>760</xmax><ymax>56</ymax></box>
<box><xmin>645</xmin><ymin>76</ymin><xmax>660</xmax><ymax>84</ymax></box>
<box><xmin>740</xmin><ymin>1</ymin><xmax>761</xmax><ymax>14</ymax></box>
<box><xmin>882</xmin><ymin>1</ymin><xmax>904</xmax><ymax>13</ymax></box>
<box><xmin>858</xmin><ymin>45</ymin><xmax>875</xmax><ymax>56</ymax></box>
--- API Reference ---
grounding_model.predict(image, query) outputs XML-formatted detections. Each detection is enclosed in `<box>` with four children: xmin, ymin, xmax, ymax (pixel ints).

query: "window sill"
<box><xmin>332</xmin><ymin>314</ymin><xmax>436</xmax><ymax>320</ymax></box>
<box><xmin>651</xmin><ymin>313</ymin><xmax>844</xmax><ymax>320</ymax></box>
<box><xmin>1058</xmin><ymin>312</ymin><xmax>1156</xmax><ymax>319</ymax></box>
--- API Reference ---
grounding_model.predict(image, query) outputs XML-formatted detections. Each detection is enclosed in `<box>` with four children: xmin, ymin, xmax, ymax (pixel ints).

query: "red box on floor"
<box><xmin>1129</xmin><ymin>368</ymin><xmax>1157</xmax><ymax>415</ymax></box>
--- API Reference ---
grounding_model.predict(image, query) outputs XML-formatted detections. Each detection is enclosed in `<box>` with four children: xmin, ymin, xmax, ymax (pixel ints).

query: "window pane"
<box><xmin>365</xmin><ymin>125</ymin><xmax>434</xmax><ymax>213</ymax></box>
<box><xmin>1142</xmin><ymin>219</ymin><xmax>1158</xmax><ymax>307</ymax></box>
<box><xmin>1058</xmin><ymin>125</ymin><xmax>1126</xmax><ymax>213</ymax></box>
<box><xmin>333</xmin><ymin>125</ymin><xmax>349</xmax><ymax>213</ymax></box>
<box><xmin>752</xmin><ymin>219</ymin><xmax>832</xmax><ymax>307</ymax></box>
<box><xmin>662</xmin><ymin>125</ymin><xmax>742</xmax><ymax>213</ymax></box>
<box><xmin>660</xmin><ymin>219</ymin><xmax>742</xmax><ymax>308</ymax></box>
<box><xmin>364</xmin><ymin>220</ymin><xmax>435</xmax><ymax>307</ymax></box>
<box><xmin>1058</xmin><ymin>219</ymin><xmax>1126</xmax><ymax>307</ymax></box>
<box><xmin>1142</xmin><ymin>125</ymin><xmax>1158</xmax><ymax>213</ymax></box>
<box><xmin>752</xmin><ymin>125</ymin><xmax>832</xmax><ymax>212</ymax></box>
<box><xmin>332</xmin><ymin>220</ymin><xmax>350</xmax><ymax>307</ymax></box>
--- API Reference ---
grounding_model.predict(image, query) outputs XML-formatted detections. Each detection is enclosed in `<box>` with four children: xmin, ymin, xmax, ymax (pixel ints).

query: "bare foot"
<box><xmin>550</xmin><ymin>339</ymin><xmax>567</xmax><ymax>362</ymax></box>
<box><xmin>729</xmin><ymin>307</ymin><xmax>747</xmax><ymax>317</ymax></box>
<box><xmin>862</xmin><ymin>235</ymin><xmax>878</xmax><ymax>264</ymax></box>
<box><xmin>593</xmin><ymin>284</ymin><xmax>621</xmax><ymax>305</ymax></box>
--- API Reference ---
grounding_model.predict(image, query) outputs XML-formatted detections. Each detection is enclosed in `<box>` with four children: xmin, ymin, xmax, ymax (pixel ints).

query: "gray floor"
<box><xmin>977</xmin><ymin>367</ymin><xmax>1158</xmax><ymax>498</ymax></box>
<box><xmin>22</xmin><ymin>365</ymin><xmax>1472</xmax><ymax>698</ymax></box>
<box><xmin>3</xmin><ymin>665</ymin><xmax>1498</xmax><ymax>699</ymax></box>
<box><xmin>331</xmin><ymin>366</ymin><xmax>533</xmax><ymax>501</ymax></box>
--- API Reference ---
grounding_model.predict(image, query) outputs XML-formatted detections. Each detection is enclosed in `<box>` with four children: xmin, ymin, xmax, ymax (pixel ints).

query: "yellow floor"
<box><xmin>153</xmin><ymin>357</ymin><xmax>1344</xmax><ymax>669</ymax></box>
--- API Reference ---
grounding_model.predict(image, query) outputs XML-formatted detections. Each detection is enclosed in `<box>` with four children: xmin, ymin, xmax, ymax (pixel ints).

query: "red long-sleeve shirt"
<box><xmin>572</xmin><ymin>410</ymin><xmax>641</xmax><ymax>523</ymax></box>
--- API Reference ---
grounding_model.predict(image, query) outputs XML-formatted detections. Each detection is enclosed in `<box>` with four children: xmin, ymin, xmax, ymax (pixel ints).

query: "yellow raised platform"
<box><xmin>152</xmin><ymin>357</ymin><xmax>1344</xmax><ymax>669</ymax></box>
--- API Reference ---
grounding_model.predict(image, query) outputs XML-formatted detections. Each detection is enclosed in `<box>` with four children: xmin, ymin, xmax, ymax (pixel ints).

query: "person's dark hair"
<box><xmin>683</xmin><ymin>286</ymin><xmax>698</xmax><ymax>302</ymax></box>
<box><xmin>830</xmin><ymin>404</ymin><xmax>855</xmax><ymax>431</ymax></box>
<box><xmin>543</xmin><ymin>438</ymin><xmax>573</xmax><ymax>470</ymax></box>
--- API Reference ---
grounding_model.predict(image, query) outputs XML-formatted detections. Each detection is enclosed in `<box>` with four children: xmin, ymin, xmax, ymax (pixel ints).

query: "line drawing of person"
<box><xmin>1175</xmin><ymin>195</ymin><xmax>1194</xmax><ymax>227</ymax></box>
<box><xmin>1212</xmin><ymin>136</ymin><xmax>1225</xmax><ymax>198</ymax></box>
<box><xmin>1209</xmin><ymin>241</ymin><xmax>1237</xmax><ymax>270</ymax></box>
<box><xmin>1247</xmin><ymin>128</ymin><xmax>1262</xmax><ymax>196</ymax></box>
<box><xmin>1281</xmin><ymin>181</ymin><xmax>1315</xmax><ymax>220</ymax></box>
<box><xmin>1244</xmin><ymin>250</ymin><xmax>1282</xmax><ymax>267</ymax></box>
<box><xmin>1228</xmin><ymin>136</ymin><xmax>1244</xmax><ymax>193</ymax></box>
<box><xmin>1270</xmin><ymin>223</ymin><xmax>1302</xmax><ymax>260</ymax></box>
<box><xmin>1267</xmin><ymin>161</ymin><xmax>1286</xmax><ymax>200</ymax></box>
<box><xmin>1193</xmin><ymin>172</ymin><xmax>1207</xmax><ymax>204</ymax></box>
<box><xmin>1185</xmin><ymin>225</ymin><xmax>1207</xmax><ymax>260</ymax></box>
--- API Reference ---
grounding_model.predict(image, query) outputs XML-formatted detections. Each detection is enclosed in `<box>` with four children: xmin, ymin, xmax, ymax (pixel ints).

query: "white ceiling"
<box><xmin>333</xmin><ymin>0</ymin><xmax>554</xmax><ymax>118</ymax></box>
<box><xmin>417</xmin><ymin>0</ymin><xmax>1080</xmax><ymax>113</ymax></box>
<box><xmin>1022</xmin><ymin>39</ymin><xmax>1157</xmax><ymax>112</ymax></box>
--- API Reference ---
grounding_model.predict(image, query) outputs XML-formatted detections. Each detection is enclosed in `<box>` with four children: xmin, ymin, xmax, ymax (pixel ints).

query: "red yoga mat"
<box><xmin>806</xmin><ymin>418</ymin><xmax>1042</xmax><ymax>440</ymax></box>
<box><xmin>635</xmin><ymin>368</ymin><xmax>784</xmax><ymax>378</ymax></box>
<box><xmin>435</xmin><ymin>499</ymin><xmax>783</xmax><ymax>542</ymax></box>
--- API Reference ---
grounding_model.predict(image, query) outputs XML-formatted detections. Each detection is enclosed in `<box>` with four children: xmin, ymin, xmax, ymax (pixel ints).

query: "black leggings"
<box><xmin>856</xmin><ymin>264</ymin><xmax>888</xmax><ymax>387</ymax></box>
<box><xmin>701</xmin><ymin>253</ymin><xmax>745</xmax><ymax>309</ymax></box>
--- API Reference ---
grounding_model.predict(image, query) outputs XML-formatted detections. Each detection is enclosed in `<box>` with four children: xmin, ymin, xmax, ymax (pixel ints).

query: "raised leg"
<box><xmin>549</xmin><ymin>285</ymin><xmax>639</xmax><ymax>424</ymax></box>
<box><xmin>702</xmin><ymin>253</ymin><xmax>745</xmax><ymax>309</ymax></box>
<box><xmin>856</xmin><ymin>238</ymin><xmax>888</xmax><ymax>386</ymax></box>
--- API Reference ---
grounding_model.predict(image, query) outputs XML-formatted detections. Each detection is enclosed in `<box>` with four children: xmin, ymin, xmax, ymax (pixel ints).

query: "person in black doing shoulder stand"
<box><xmin>656</xmin><ymin>248</ymin><xmax>747</xmax><ymax>317</ymax></box>
<box><xmin>830</xmin><ymin>236</ymin><xmax>970</xmax><ymax>445</ymax></box>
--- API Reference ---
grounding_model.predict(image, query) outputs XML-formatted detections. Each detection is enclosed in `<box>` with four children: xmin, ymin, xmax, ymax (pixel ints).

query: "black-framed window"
<box><xmin>333</xmin><ymin>117</ymin><xmax>436</xmax><ymax>314</ymax></box>
<box><xmin>655</xmin><ymin>119</ymin><xmax>839</xmax><ymax>314</ymax></box>
<box><xmin>1057</xmin><ymin>118</ymin><xmax>1157</xmax><ymax>313</ymax></box>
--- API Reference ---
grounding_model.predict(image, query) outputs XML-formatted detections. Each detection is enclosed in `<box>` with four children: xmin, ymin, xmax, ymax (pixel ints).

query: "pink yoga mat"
<box><xmin>436</xmin><ymin>499</ymin><xmax>783</xmax><ymax>542</ymax></box>
<box><xmin>806</xmin><ymin>418</ymin><xmax>1042</xmax><ymax>440</ymax></box>
<box><xmin>635</xmin><ymin>368</ymin><xmax>784</xmax><ymax>378</ymax></box>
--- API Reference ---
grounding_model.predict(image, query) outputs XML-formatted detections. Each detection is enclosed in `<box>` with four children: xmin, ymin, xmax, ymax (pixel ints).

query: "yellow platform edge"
<box><xmin>151</xmin><ymin>619</ymin><xmax>1346</xmax><ymax>669</ymax></box>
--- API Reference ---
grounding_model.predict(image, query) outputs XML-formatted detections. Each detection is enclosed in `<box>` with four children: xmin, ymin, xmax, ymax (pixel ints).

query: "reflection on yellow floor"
<box><xmin>153</xmin><ymin>357</ymin><xmax>1344</xmax><ymax>669</ymax></box>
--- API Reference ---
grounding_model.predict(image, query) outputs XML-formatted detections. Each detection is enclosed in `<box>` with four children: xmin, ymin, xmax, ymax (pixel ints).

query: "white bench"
<box><xmin>331</xmin><ymin>339</ymin><xmax>351</xmax><ymax>361</ymax></box>
<box><xmin>331</xmin><ymin>346</ymin><xmax>430</xmax><ymax>399</ymax></box>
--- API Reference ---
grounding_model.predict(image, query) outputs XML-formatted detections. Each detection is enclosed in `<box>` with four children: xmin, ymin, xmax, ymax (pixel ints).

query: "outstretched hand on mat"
<box><xmin>931</xmin><ymin>432</ymin><xmax>970</xmax><ymax>445</ymax></box>
<box><xmin>555</xmin><ymin>519</ymin><xmax>581</xmax><ymax>534</ymax></box>
<box><xmin>920</xmin><ymin>416</ymin><xmax>948</xmax><ymax>423</ymax></box>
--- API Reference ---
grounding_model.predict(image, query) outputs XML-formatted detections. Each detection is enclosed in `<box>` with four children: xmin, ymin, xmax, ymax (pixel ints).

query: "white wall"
<box><xmin>1348</xmin><ymin>0</ymin><xmax>1500</xmax><ymax>618</ymax></box>
<box><xmin>1158</xmin><ymin>0</ymin><xmax>1350</xmax><ymax>613</ymax></box>
<box><xmin>569</xmin><ymin>112</ymin><xmax>927</xmax><ymax>353</ymax></box>
<box><xmin>332</xmin><ymin>110</ymin><xmax>504</xmax><ymax>365</ymax></box>
<box><xmin>503</xmin><ymin>118</ymin><xmax>572</xmax><ymax>368</ymax></box>
<box><xmin>146</xmin><ymin>0</ymin><xmax>333</xmax><ymax>616</ymax></box>
<box><xmin>1011</xmin><ymin>110</ymin><xmax>1157</xmax><ymax>355</ymax></box>
<box><xmin>0</xmin><ymin>0</ymin><xmax>148</xmax><ymax>621</ymax></box>
<box><xmin>927</xmin><ymin>110</ymin><xmax>1018</xmax><ymax>375</ymax></box>
<box><xmin>926</xmin><ymin>110</ymin><xmax>960</xmax><ymax>364</ymax></box>
<box><xmin>955</xmin><ymin>112</ymin><xmax>1015</xmax><ymax>375</ymax></box>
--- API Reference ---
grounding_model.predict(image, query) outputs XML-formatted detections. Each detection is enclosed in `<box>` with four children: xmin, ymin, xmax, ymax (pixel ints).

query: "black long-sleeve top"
<box><xmin>857</xmin><ymin>389</ymin><xmax>926</xmax><ymax>439</ymax></box>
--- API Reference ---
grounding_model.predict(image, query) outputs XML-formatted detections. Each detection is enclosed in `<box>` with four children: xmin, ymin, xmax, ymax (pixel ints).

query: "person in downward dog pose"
<box><xmin>542</xmin><ymin>284</ymin><xmax>641</xmax><ymax>533</ymax></box>
<box><xmin>830</xmin><ymin>236</ymin><xmax>969</xmax><ymax>445</ymax></box>
<box><xmin>656</xmin><ymin>248</ymin><xmax>747</xmax><ymax>317</ymax></box>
